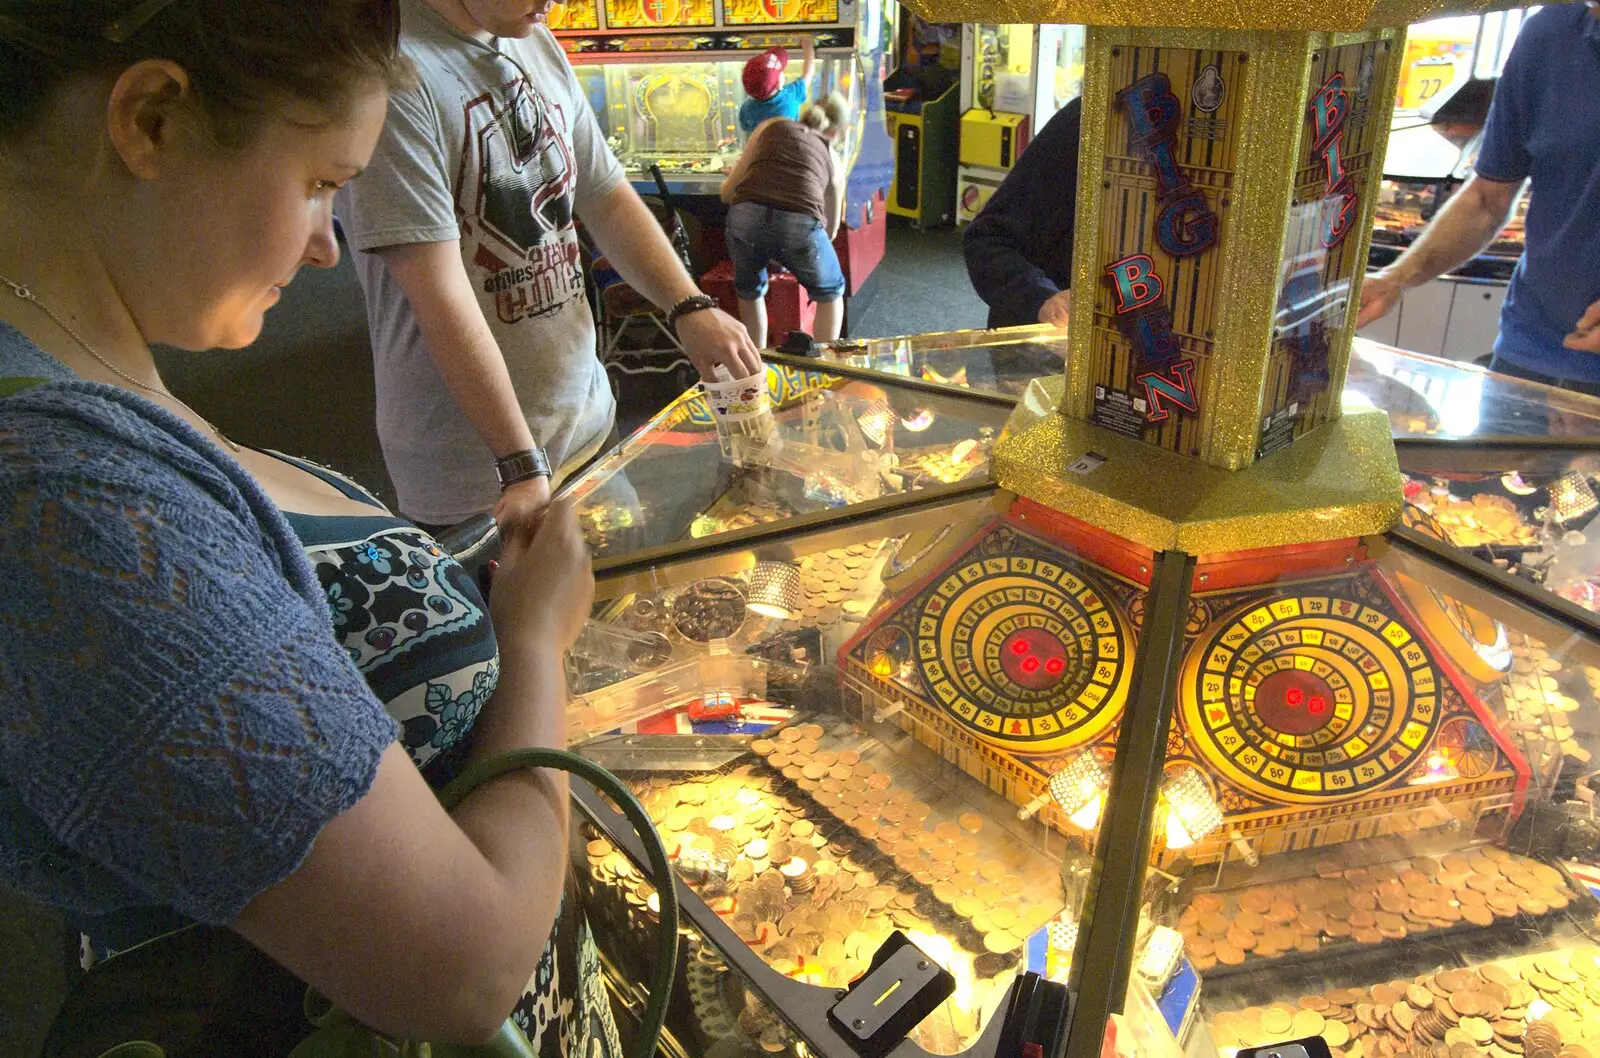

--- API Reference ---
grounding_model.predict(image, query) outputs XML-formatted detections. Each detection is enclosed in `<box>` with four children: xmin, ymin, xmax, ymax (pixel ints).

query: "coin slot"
<box><xmin>873</xmin><ymin>979</ymin><xmax>904</xmax><ymax>1007</ymax></box>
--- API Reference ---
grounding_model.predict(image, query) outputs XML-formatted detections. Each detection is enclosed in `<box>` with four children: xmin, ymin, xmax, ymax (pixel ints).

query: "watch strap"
<box><xmin>494</xmin><ymin>447</ymin><xmax>552</xmax><ymax>489</ymax></box>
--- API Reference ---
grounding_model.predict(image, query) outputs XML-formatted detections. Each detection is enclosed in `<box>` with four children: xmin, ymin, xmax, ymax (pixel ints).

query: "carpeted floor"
<box><xmin>0</xmin><ymin>218</ymin><xmax>988</xmax><ymax>1057</ymax></box>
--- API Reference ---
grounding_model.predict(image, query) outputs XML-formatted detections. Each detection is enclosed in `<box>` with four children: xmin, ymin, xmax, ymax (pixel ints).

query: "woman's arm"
<box><xmin>0</xmin><ymin>393</ymin><xmax>597</xmax><ymax>1048</ymax></box>
<box><xmin>824</xmin><ymin>151</ymin><xmax>846</xmax><ymax>239</ymax></box>
<box><xmin>234</xmin><ymin>501</ymin><xmax>594</xmax><ymax>1043</ymax></box>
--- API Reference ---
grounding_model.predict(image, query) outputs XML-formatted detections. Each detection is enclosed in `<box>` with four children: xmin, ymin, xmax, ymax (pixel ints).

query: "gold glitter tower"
<box><xmin>904</xmin><ymin>0</ymin><xmax>1520</xmax><ymax>554</ymax></box>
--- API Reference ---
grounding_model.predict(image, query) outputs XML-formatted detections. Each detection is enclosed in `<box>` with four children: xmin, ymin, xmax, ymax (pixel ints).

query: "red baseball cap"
<box><xmin>742</xmin><ymin>47</ymin><xmax>789</xmax><ymax>100</ymax></box>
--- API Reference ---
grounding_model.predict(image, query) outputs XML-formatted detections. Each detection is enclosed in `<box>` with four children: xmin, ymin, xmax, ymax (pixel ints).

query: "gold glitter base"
<box><xmin>993</xmin><ymin>378</ymin><xmax>1401</xmax><ymax>555</ymax></box>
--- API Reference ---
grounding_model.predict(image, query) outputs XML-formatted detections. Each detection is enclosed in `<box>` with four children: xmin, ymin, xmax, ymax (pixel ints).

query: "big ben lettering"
<box><xmin>1106</xmin><ymin>74</ymin><xmax>1218</xmax><ymax>425</ymax></box>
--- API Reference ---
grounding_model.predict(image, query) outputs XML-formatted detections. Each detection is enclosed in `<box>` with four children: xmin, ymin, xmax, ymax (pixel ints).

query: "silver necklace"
<box><xmin>0</xmin><ymin>274</ymin><xmax>242</xmax><ymax>452</ymax></box>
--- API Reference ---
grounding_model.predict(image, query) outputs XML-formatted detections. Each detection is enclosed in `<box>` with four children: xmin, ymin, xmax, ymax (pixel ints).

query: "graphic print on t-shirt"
<box><xmin>458</xmin><ymin>75</ymin><xmax>585</xmax><ymax>326</ymax></box>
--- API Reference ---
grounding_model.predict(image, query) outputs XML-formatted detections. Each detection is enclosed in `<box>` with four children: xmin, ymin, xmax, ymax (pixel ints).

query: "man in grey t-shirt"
<box><xmin>339</xmin><ymin>0</ymin><xmax>760</xmax><ymax>530</ymax></box>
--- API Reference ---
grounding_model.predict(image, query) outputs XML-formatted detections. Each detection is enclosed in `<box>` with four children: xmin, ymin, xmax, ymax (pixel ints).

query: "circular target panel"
<box><xmin>1180</xmin><ymin>594</ymin><xmax>1443</xmax><ymax>803</ymax></box>
<box><xmin>915</xmin><ymin>555</ymin><xmax>1132</xmax><ymax>751</ymax></box>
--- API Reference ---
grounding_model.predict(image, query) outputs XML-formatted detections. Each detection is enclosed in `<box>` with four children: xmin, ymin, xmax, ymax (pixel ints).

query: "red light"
<box><xmin>1011</xmin><ymin>640</ymin><xmax>1030</xmax><ymax>655</ymax></box>
<box><xmin>1309</xmin><ymin>696</ymin><xmax>1327</xmax><ymax>713</ymax></box>
<box><xmin>1045</xmin><ymin>658</ymin><xmax>1064</xmax><ymax>675</ymax></box>
<box><xmin>1286</xmin><ymin>687</ymin><xmax>1304</xmax><ymax>706</ymax></box>
<box><xmin>1022</xmin><ymin>656</ymin><xmax>1041</xmax><ymax>674</ymax></box>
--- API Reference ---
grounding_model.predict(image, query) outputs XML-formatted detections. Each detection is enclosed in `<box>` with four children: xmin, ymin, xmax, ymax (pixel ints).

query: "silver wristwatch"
<box><xmin>494</xmin><ymin>447</ymin><xmax>552</xmax><ymax>490</ymax></box>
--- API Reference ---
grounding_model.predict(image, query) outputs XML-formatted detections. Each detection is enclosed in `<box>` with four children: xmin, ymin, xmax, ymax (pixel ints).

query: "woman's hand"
<box><xmin>488</xmin><ymin>496</ymin><xmax>593</xmax><ymax>650</ymax></box>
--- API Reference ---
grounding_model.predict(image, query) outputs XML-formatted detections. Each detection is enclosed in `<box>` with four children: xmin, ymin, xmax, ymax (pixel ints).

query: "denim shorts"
<box><xmin>725</xmin><ymin>200</ymin><xmax>845</xmax><ymax>303</ymax></box>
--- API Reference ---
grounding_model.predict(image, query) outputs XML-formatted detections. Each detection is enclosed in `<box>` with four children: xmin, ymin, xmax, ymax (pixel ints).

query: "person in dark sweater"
<box><xmin>962</xmin><ymin>97</ymin><xmax>1082</xmax><ymax>330</ymax></box>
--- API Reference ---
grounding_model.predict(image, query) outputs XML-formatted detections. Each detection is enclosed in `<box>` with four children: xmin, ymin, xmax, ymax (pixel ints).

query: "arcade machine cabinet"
<box><xmin>883</xmin><ymin>22</ymin><xmax>961</xmax><ymax>229</ymax></box>
<box><xmin>955</xmin><ymin>24</ymin><xmax>1086</xmax><ymax>224</ymax></box>
<box><xmin>549</xmin><ymin>0</ymin><xmax>893</xmax><ymax>334</ymax></box>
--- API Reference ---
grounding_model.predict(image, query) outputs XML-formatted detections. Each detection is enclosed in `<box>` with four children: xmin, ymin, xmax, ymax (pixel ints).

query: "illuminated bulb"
<box><xmin>1165</xmin><ymin>810</ymin><xmax>1196</xmax><ymax>851</ymax></box>
<box><xmin>1161</xmin><ymin>767</ymin><xmax>1223</xmax><ymax>849</ymax></box>
<box><xmin>1548</xmin><ymin>472</ymin><xmax>1599</xmax><ymax>524</ymax></box>
<box><xmin>1286</xmin><ymin>687</ymin><xmax>1303</xmax><ymax>706</ymax></box>
<box><xmin>900</xmin><ymin>407</ymin><xmax>936</xmax><ymax>432</ymax></box>
<box><xmin>1011</xmin><ymin>639</ymin><xmax>1030</xmax><ymax>655</ymax></box>
<box><xmin>1045</xmin><ymin>657</ymin><xmax>1064</xmax><ymax>675</ymax></box>
<box><xmin>1022</xmin><ymin>656</ymin><xmax>1040</xmax><ymax>674</ymax></box>
<box><xmin>1502</xmin><ymin>472</ymin><xmax>1538</xmax><ymax>496</ymax></box>
<box><xmin>1068</xmin><ymin>794</ymin><xmax>1103</xmax><ymax>831</ymax></box>
<box><xmin>1047</xmin><ymin>753</ymin><xmax>1112</xmax><ymax>822</ymax></box>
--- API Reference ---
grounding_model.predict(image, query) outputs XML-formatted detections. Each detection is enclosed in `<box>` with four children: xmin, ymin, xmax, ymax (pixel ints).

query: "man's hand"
<box><xmin>1356</xmin><ymin>272</ymin><xmax>1404</xmax><ymax>328</ymax></box>
<box><xmin>1038</xmin><ymin>290</ymin><xmax>1071</xmax><ymax>329</ymax></box>
<box><xmin>491</xmin><ymin>474</ymin><xmax>551</xmax><ymax>539</ymax></box>
<box><xmin>1563</xmin><ymin>297</ymin><xmax>1600</xmax><ymax>353</ymax></box>
<box><xmin>677</xmin><ymin>306</ymin><xmax>764</xmax><ymax>377</ymax></box>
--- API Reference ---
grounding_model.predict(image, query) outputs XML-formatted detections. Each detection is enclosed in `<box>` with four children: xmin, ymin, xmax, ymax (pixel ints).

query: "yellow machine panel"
<box><xmin>722</xmin><ymin>0</ymin><xmax>841</xmax><ymax>25</ymax></box>
<box><xmin>602</xmin><ymin>0</ymin><xmax>715</xmax><ymax>30</ymax></box>
<box><xmin>1260</xmin><ymin>39</ymin><xmax>1395</xmax><ymax>458</ymax></box>
<box><xmin>959</xmin><ymin>109</ymin><xmax>1028</xmax><ymax>170</ymax></box>
<box><xmin>546</xmin><ymin>0</ymin><xmax>600</xmax><ymax>30</ymax></box>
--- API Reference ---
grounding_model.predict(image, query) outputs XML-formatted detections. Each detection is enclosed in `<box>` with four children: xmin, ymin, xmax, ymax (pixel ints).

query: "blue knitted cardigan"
<box><xmin>0</xmin><ymin>322</ymin><xmax>396</xmax><ymax>926</ymax></box>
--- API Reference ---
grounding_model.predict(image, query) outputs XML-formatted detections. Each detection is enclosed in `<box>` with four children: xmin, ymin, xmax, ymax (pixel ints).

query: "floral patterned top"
<box><xmin>275</xmin><ymin>453</ymin><xmax>498</xmax><ymax>783</ymax></box>
<box><xmin>273</xmin><ymin>453</ymin><xmax>623</xmax><ymax>1057</ymax></box>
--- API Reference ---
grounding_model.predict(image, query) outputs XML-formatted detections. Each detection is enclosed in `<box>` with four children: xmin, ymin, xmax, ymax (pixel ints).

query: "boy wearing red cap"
<box><xmin>739</xmin><ymin>38</ymin><xmax>815</xmax><ymax>133</ymax></box>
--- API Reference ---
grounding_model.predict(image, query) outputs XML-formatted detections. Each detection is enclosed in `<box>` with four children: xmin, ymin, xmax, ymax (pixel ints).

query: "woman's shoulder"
<box><xmin>0</xmin><ymin>378</ymin><xmax>322</xmax><ymax>602</ymax></box>
<box><xmin>3</xmin><ymin>380</ymin><xmax>244</xmax><ymax>503</ymax></box>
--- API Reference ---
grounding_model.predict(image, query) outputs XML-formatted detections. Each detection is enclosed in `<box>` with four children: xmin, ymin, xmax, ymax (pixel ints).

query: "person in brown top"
<box><xmin>720</xmin><ymin>93</ymin><xmax>850</xmax><ymax>347</ymax></box>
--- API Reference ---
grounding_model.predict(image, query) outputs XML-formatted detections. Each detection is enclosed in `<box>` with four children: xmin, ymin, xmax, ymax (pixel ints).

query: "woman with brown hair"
<box><xmin>720</xmin><ymin>92</ymin><xmax>851</xmax><ymax>348</ymax></box>
<box><xmin>0</xmin><ymin>2</ymin><xmax>612</xmax><ymax>1054</ymax></box>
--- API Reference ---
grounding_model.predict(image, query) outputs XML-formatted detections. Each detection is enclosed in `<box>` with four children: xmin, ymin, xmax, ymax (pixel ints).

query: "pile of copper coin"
<box><xmin>584</xmin><ymin>719</ymin><xmax>1065</xmax><ymax>995</ymax></box>
<box><xmin>1207</xmin><ymin>946</ymin><xmax>1600</xmax><ymax>1058</ymax></box>
<box><xmin>583</xmin><ymin>716</ymin><xmax>1067</xmax><ymax>985</ymax></box>
<box><xmin>1179</xmin><ymin>849</ymin><xmax>1574</xmax><ymax>970</ymax></box>
<box><xmin>795</xmin><ymin>542</ymin><xmax>884</xmax><ymax>624</ymax></box>
<box><xmin>670</xmin><ymin>578</ymin><xmax>749</xmax><ymax>641</ymax></box>
<box><xmin>751</xmin><ymin>722</ymin><xmax>1062</xmax><ymax>957</ymax></box>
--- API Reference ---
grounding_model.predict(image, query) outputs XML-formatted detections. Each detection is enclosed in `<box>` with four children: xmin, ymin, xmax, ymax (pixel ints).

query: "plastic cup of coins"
<box><xmin>703</xmin><ymin>365</ymin><xmax>771</xmax><ymax>424</ymax></box>
<box><xmin>704</xmin><ymin>365</ymin><xmax>776</xmax><ymax>467</ymax></box>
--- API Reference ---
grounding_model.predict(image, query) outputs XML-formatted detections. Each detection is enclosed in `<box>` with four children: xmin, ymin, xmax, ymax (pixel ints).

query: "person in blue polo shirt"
<box><xmin>1357</xmin><ymin>1</ymin><xmax>1600</xmax><ymax>393</ymax></box>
